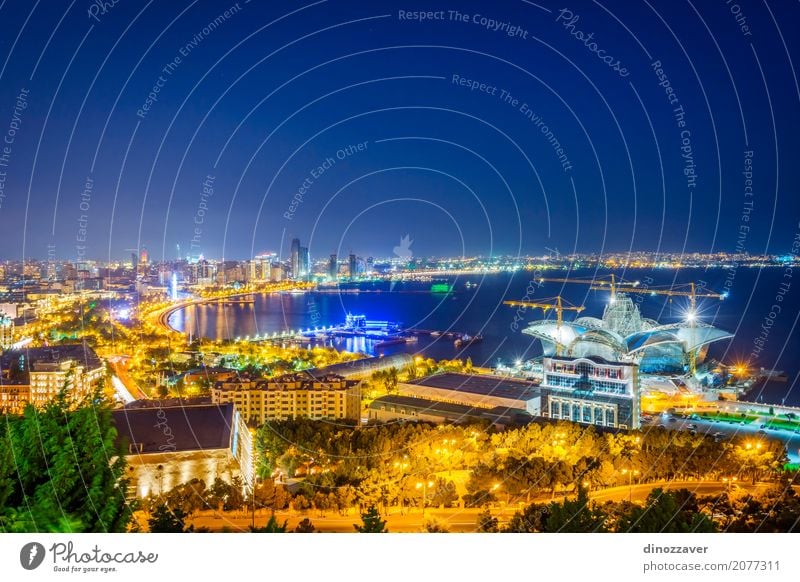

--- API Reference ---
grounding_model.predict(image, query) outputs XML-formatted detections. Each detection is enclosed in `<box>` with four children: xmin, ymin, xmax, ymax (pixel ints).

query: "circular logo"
<box><xmin>19</xmin><ymin>542</ymin><xmax>46</xmax><ymax>570</ymax></box>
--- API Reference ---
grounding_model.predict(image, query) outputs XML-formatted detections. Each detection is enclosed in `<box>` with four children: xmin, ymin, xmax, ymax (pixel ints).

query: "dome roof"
<box><xmin>625</xmin><ymin>323</ymin><xmax>733</xmax><ymax>354</ymax></box>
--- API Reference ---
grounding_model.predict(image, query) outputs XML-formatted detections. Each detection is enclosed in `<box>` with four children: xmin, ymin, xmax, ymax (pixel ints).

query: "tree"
<box><xmin>476</xmin><ymin>509</ymin><xmax>499</xmax><ymax>532</ymax></box>
<box><xmin>617</xmin><ymin>489</ymin><xmax>716</xmax><ymax>533</ymax></box>
<box><xmin>294</xmin><ymin>517</ymin><xmax>316</xmax><ymax>533</ymax></box>
<box><xmin>1</xmin><ymin>389</ymin><xmax>132</xmax><ymax>533</ymax></box>
<box><xmin>424</xmin><ymin>519</ymin><xmax>450</xmax><ymax>533</ymax></box>
<box><xmin>207</xmin><ymin>477</ymin><xmax>245</xmax><ymax>511</ymax></box>
<box><xmin>504</xmin><ymin>503</ymin><xmax>551</xmax><ymax>533</ymax></box>
<box><xmin>250</xmin><ymin>513</ymin><xmax>288</xmax><ymax>532</ymax></box>
<box><xmin>148</xmin><ymin>503</ymin><xmax>192</xmax><ymax>533</ymax></box>
<box><xmin>354</xmin><ymin>506</ymin><xmax>387</xmax><ymax>532</ymax></box>
<box><xmin>544</xmin><ymin>487</ymin><xmax>607</xmax><ymax>532</ymax></box>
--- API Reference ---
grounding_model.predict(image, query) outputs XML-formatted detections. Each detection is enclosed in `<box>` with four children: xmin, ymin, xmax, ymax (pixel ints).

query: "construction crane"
<box><xmin>537</xmin><ymin>274</ymin><xmax>630</xmax><ymax>299</ymax></box>
<box><xmin>610</xmin><ymin>282</ymin><xmax>726</xmax><ymax>375</ymax></box>
<box><xmin>537</xmin><ymin>276</ymin><xmax>727</xmax><ymax>375</ymax></box>
<box><xmin>503</xmin><ymin>296</ymin><xmax>585</xmax><ymax>356</ymax></box>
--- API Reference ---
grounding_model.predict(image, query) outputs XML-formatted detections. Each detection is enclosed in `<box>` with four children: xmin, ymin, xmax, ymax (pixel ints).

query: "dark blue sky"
<box><xmin>0</xmin><ymin>0</ymin><xmax>798</xmax><ymax>261</ymax></box>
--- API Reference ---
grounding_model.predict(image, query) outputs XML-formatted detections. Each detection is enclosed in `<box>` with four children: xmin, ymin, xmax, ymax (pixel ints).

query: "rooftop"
<box><xmin>548</xmin><ymin>355</ymin><xmax>636</xmax><ymax>367</ymax></box>
<box><xmin>112</xmin><ymin>403</ymin><xmax>234</xmax><ymax>454</ymax></box>
<box><xmin>3</xmin><ymin>344</ymin><xmax>103</xmax><ymax>369</ymax></box>
<box><xmin>306</xmin><ymin>353</ymin><xmax>413</xmax><ymax>379</ymax></box>
<box><xmin>370</xmin><ymin>394</ymin><xmax>532</xmax><ymax>425</ymax></box>
<box><xmin>405</xmin><ymin>373</ymin><xmax>540</xmax><ymax>401</ymax></box>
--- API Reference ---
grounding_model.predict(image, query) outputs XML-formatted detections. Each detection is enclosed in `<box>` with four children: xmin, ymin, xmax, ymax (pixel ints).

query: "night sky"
<box><xmin>0</xmin><ymin>0</ymin><xmax>798</xmax><ymax>261</ymax></box>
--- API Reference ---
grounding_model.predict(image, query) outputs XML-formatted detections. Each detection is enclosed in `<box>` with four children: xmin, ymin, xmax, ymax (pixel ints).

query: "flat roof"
<box><xmin>548</xmin><ymin>355</ymin><xmax>636</xmax><ymax>367</ymax></box>
<box><xmin>370</xmin><ymin>395</ymin><xmax>532</xmax><ymax>424</ymax></box>
<box><xmin>112</xmin><ymin>403</ymin><xmax>234</xmax><ymax>454</ymax></box>
<box><xmin>405</xmin><ymin>373</ymin><xmax>540</xmax><ymax>401</ymax></box>
<box><xmin>1</xmin><ymin>343</ymin><xmax>103</xmax><ymax>371</ymax></box>
<box><xmin>307</xmin><ymin>353</ymin><xmax>413</xmax><ymax>378</ymax></box>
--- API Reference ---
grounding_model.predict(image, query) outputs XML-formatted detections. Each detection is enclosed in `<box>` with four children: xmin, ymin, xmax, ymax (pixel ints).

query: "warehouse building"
<box><xmin>398</xmin><ymin>373</ymin><xmax>541</xmax><ymax>416</ymax></box>
<box><xmin>112</xmin><ymin>402</ymin><xmax>253</xmax><ymax>498</ymax></box>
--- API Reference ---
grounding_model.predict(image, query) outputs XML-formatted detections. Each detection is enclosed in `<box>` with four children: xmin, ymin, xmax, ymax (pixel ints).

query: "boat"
<box><xmin>430</xmin><ymin>283</ymin><xmax>453</xmax><ymax>293</ymax></box>
<box><xmin>454</xmin><ymin>333</ymin><xmax>483</xmax><ymax>348</ymax></box>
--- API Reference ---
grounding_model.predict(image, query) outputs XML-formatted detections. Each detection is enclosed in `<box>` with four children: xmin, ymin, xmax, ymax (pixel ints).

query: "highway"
<box><xmin>107</xmin><ymin>355</ymin><xmax>149</xmax><ymax>401</ymax></box>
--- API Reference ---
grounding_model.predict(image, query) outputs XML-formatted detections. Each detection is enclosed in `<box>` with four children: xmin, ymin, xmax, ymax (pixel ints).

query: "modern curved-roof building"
<box><xmin>521</xmin><ymin>294</ymin><xmax>732</xmax><ymax>374</ymax></box>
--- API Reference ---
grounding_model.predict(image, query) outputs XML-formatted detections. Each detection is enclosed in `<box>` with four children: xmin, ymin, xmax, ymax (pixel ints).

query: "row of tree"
<box><xmin>482</xmin><ymin>483</ymin><xmax>800</xmax><ymax>533</ymax></box>
<box><xmin>253</xmin><ymin>417</ymin><xmax>789</xmax><ymax>511</ymax></box>
<box><xmin>0</xmin><ymin>390</ymin><xmax>132</xmax><ymax>532</ymax></box>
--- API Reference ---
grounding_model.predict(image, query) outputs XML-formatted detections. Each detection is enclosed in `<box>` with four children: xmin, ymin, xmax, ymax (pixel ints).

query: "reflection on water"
<box><xmin>167</xmin><ymin>271</ymin><xmax>800</xmax><ymax>405</ymax></box>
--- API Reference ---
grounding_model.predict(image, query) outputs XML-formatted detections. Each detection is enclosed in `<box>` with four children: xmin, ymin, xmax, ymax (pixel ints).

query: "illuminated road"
<box><xmin>108</xmin><ymin>355</ymin><xmax>148</xmax><ymax>400</ymax></box>
<box><xmin>185</xmin><ymin>480</ymin><xmax>776</xmax><ymax>533</ymax></box>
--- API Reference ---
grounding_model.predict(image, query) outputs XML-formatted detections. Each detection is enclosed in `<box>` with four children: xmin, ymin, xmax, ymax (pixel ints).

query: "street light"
<box><xmin>621</xmin><ymin>468</ymin><xmax>640</xmax><ymax>502</ymax></box>
<box><xmin>416</xmin><ymin>479</ymin><xmax>435</xmax><ymax>519</ymax></box>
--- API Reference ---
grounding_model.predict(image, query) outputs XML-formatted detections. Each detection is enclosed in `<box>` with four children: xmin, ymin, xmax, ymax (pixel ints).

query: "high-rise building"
<box><xmin>139</xmin><ymin>246</ymin><xmax>149</xmax><ymax>265</ymax></box>
<box><xmin>0</xmin><ymin>315</ymin><xmax>13</xmax><ymax>350</ymax></box>
<box><xmin>299</xmin><ymin>246</ymin><xmax>309</xmax><ymax>279</ymax></box>
<box><xmin>290</xmin><ymin>238</ymin><xmax>301</xmax><ymax>279</ymax></box>
<box><xmin>348</xmin><ymin>253</ymin><xmax>357</xmax><ymax>278</ymax></box>
<box><xmin>328</xmin><ymin>254</ymin><xmax>338</xmax><ymax>280</ymax></box>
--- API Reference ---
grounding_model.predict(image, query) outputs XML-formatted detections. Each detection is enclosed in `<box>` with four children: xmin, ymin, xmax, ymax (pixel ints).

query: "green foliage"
<box><xmin>544</xmin><ymin>487</ymin><xmax>607</xmax><ymax>532</ymax></box>
<box><xmin>250</xmin><ymin>417</ymin><xmax>787</xmax><ymax>523</ymax></box>
<box><xmin>503</xmin><ymin>503</ymin><xmax>551</xmax><ymax>532</ymax></box>
<box><xmin>158</xmin><ymin>479</ymin><xmax>209</xmax><ymax>514</ymax></box>
<box><xmin>0</xmin><ymin>389</ymin><xmax>132</xmax><ymax>533</ymax></box>
<box><xmin>354</xmin><ymin>505</ymin><xmax>387</xmax><ymax>533</ymax></box>
<box><xmin>424</xmin><ymin>518</ymin><xmax>450</xmax><ymax>533</ymax></box>
<box><xmin>294</xmin><ymin>517</ymin><xmax>316</xmax><ymax>533</ymax></box>
<box><xmin>207</xmin><ymin>477</ymin><xmax>245</xmax><ymax>511</ymax></box>
<box><xmin>148</xmin><ymin>503</ymin><xmax>192</xmax><ymax>533</ymax></box>
<box><xmin>617</xmin><ymin>489</ymin><xmax>716</xmax><ymax>533</ymax></box>
<box><xmin>476</xmin><ymin>509</ymin><xmax>499</xmax><ymax>532</ymax></box>
<box><xmin>251</xmin><ymin>513</ymin><xmax>288</xmax><ymax>532</ymax></box>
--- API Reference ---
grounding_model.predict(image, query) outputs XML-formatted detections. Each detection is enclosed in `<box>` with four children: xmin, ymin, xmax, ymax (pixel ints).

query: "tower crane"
<box><xmin>503</xmin><ymin>296</ymin><xmax>585</xmax><ymax>356</ymax></box>
<box><xmin>536</xmin><ymin>276</ymin><xmax>727</xmax><ymax>375</ymax></box>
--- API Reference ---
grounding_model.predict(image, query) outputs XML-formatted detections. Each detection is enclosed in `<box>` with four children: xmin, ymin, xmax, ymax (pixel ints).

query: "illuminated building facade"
<box><xmin>0</xmin><ymin>315</ymin><xmax>12</xmax><ymax>349</ymax></box>
<box><xmin>521</xmin><ymin>293</ymin><xmax>732</xmax><ymax>374</ymax></box>
<box><xmin>112</xmin><ymin>403</ymin><xmax>253</xmax><ymax>498</ymax></box>
<box><xmin>540</xmin><ymin>356</ymin><xmax>640</xmax><ymax>429</ymax></box>
<box><xmin>0</xmin><ymin>344</ymin><xmax>105</xmax><ymax>414</ymax></box>
<box><xmin>211</xmin><ymin>372</ymin><xmax>360</xmax><ymax>424</ymax></box>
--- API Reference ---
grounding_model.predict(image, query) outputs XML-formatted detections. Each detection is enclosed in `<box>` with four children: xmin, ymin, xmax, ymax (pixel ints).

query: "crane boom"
<box><xmin>537</xmin><ymin>277</ymin><xmax>727</xmax><ymax>375</ymax></box>
<box><xmin>504</xmin><ymin>296</ymin><xmax>584</xmax><ymax>356</ymax></box>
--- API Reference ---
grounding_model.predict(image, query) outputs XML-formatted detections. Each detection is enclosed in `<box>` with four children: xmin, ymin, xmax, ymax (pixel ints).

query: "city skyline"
<box><xmin>2</xmin><ymin>0</ymin><xmax>800</xmax><ymax>550</ymax></box>
<box><xmin>0</xmin><ymin>1</ymin><xmax>798</xmax><ymax>261</ymax></box>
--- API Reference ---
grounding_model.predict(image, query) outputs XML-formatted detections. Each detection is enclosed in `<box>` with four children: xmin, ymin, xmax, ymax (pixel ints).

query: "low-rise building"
<box><xmin>211</xmin><ymin>372</ymin><xmax>360</xmax><ymax>424</ymax></box>
<box><xmin>306</xmin><ymin>353</ymin><xmax>413</xmax><ymax>380</ymax></box>
<box><xmin>398</xmin><ymin>372</ymin><xmax>541</xmax><ymax>416</ymax></box>
<box><xmin>539</xmin><ymin>355</ymin><xmax>640</xmax><ymax>429</ymax></box>
<box><xmin>112</xmin><ymin>403</ymin><xmax>253</xmax><ymax>498</ymax></box>
<box><xmin>368</xmin><ymin>394</ymin><xmax>531</xmax><ymax>427</ymax></box>
<box><xmin>0</xmin><ymin>343</ymin><xmax>105</xmax><ymax>414</ymax></box>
